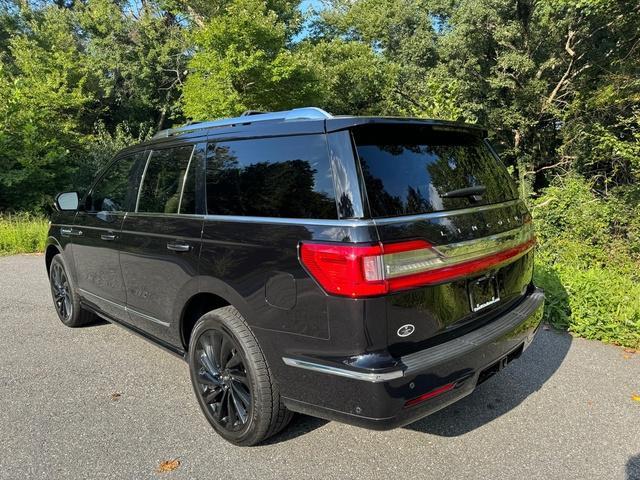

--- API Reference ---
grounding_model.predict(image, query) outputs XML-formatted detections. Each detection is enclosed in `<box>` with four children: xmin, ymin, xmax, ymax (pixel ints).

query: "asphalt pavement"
<box><xmin>1</xmin><ymin>254</ymin><xmax>638</xmax><ymax>480</ymax></box>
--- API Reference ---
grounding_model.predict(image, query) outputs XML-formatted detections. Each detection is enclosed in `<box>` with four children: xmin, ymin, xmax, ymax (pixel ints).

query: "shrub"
<box><xmin>532</xmin><ymin>175</ymin><xmax>640</xmax><ymax>348</ymax></box>
<box><xmin>0</xmin><ymin>214</ymin><xmax>49</xmax><ymax>255</ymax></box>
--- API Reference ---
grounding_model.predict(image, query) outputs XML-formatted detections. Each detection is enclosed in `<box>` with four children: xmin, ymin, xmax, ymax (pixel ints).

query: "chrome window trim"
<box><xmin>178</xmin><ymin>145</ymin><xmax>196</xmax><ymax>214</ymax></box>
<box><xmin>125</xmin><ymin>212</ymin><xmax>205</xmax><ymax>220</ymax></box>
<box><xmin>78</xmin><ymin>288</ymin><xmax>170</xmax><ymax>327</ymax></box>
<box><xmin>135</xmin><ymin>150</ymin><xmax>153</xmax><ymax>212</ymax></box>
<box><xmin>199</xmin><ymin>200</ymin><xmax>523</xmax><ymax>228</ymax></box>
<box><xmin>282</xmin><ymin>357</ymin><xmax>404</xmax><ymax>383</ymax></box>
<box><xmin>203</xmin><ymin>215</ymin><xmax>370</xmax><ymax>227</ymax></box>
<box><xmin>371</xmin><ymin>199</ymin><xmax>522</xmax><ymax>225</ymax></box>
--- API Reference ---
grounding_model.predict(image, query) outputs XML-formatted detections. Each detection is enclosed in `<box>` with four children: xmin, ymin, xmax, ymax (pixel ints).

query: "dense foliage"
<box><xmin>0</xmin><ymin>0</ymin><xmax>638</xmax><ymax>346</ymax></box>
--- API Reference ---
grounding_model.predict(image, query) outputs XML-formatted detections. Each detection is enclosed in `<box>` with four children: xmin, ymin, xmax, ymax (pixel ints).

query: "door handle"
<box><xmin>167</xmin><ymin>241</ymin><xmax>191</xmax><ymax>252</ymax></box>
<box><xmin>61</xmin><ymin>227</ymin><xmax>83</xmax><ymax>237</ymax></box>
<box><xmin>100</xmin><ymin>233</ymin><xmax>117</xmax><ymax>241</ymax></box>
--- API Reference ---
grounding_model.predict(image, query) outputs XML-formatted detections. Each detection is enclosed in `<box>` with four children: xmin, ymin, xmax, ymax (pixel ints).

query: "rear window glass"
<box><xmin>206</xmin><ymin>135</ymin><xmax>337</xmax><ymax>219</ymax></box>
<box><xmin>353</xmin><ymin>126</ymin><xmax>518</xmax><ymax>218</ymax></box>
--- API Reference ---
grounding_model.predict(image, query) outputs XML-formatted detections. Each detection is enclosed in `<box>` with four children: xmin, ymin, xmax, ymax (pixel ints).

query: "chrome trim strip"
<box><xmin>135</xmin><ymin>151</ymin><xmax>152</xmax><ymax>212</ymax></box>
<box><xmin>177</xmin><ymin>145</ymin><xmax>196</xmax><ymax>214</ymax></box>
<box><xmin>55</xmin><ymin>200</ymin><xmax>521</xmax><ymax>229</ymax></box>
<box><xmin>201</xmin><ymin>200</ymin><xmax>522</xmax><ymax>227</ymax></box>
<box><xmin>282</xmin><ymin>357</ymin><xmax>404</xmax><ymax>383</ymax></box>
<box><xmin>78</xmin><ymin>288</ymin><xmax>170</xmax><ymax>327</ymax></box>
<box><xmin>372</xmin><ymin>199</ymin><xmax>523</xmax><ymax>225</ymax></box>
<box><xmin>127</xmin><ymin>307</ymin><xmax>171</xmax><ymax>327</ymax></box>
<box><xmin>203</xmin><ymin>215</ymin><xmax>372</xmax><ymax>228</ymax></box>
<box><xmin>125</xmin><ymin>212</ymin><xmax>205</xmax><ymax>220</ymax></box>
<box><xmin>381</xmin><ymin>224</ymin><xmax>534</xmax><ymax>279</ymax></box>
<box><xmin>79</xmin><ymin>288</ymin><xmax>127</xmax><ymax>311</ymax></box>
<box><xmin>433</xmin><ymin>224</ymin><xmax>534</xmax><ymax>260</ymax></box>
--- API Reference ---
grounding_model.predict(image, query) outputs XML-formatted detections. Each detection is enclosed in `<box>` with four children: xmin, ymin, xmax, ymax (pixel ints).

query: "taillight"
<box><xmin>299</xmin><ymin>226</ymin><xmax>535</xmax><ymax>298</ymax></box>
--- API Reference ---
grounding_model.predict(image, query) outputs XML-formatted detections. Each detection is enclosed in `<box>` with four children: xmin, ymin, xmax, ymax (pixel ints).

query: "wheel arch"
<box><xmin>45</xmin><ymin>239</ymin><xmax>62</xmax><ymax>274</ymax></box>
<box><xmin>179</xmin><ymin>277</ymin><xmax>255</xmax><ymax>352</ymax></box>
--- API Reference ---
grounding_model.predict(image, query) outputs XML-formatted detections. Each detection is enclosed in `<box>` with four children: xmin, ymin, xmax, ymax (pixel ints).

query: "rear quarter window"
<box><xmin>353</xmin><ymin>125</ymin><xmax>518</xmax><ymax>218</ymax></box>
<box><xmin>205</xmin><ymin>135</ymin><xmax>337</xmax><ymax>219</ymax></box>
<box><xmin>137</xmin><ymin>145</ymin><xmax>195</xmax><ymax>214</ymax></box>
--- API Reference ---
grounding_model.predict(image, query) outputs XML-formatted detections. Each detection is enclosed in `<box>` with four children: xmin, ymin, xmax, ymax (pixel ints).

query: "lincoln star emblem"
<box><xmin>397</xmin><ymin>324</ymin><xmax>415</xmax><ymax>337</ymax></box>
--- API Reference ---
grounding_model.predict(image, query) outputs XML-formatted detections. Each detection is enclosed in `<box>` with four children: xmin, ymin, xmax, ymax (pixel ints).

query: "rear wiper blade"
<box><xmin>441</xmin><ymin>185</ymin><xmax>486</xmax><ymax>201</ymax></box>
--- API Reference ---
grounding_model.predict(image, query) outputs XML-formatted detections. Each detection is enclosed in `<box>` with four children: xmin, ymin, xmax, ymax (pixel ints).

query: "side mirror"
<box><xmin>55</xmin><ymin>191</ymin><xmax>80</xmax><ymax>211</ymax></box>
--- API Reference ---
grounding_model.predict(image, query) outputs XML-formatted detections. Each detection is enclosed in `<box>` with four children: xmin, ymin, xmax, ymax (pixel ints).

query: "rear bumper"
<box><xmin>281</xmin><ymin>287</ymin><xmax>544</xmax><ymax>430</ymax></box>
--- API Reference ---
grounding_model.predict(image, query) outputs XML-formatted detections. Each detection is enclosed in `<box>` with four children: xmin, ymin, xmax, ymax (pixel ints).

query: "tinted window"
<box><xmin>206</xmin><ymin>135</ymin><xmax>337</xmax><ymax>218</ymax></box>
<box><xmin>137</xmin><ymin>145</ymin><xmax>195</xmax><ymax>214</ymax></box>
<box><xmin>354</xmin><ymin>126</ymin><xmax>518</xmax><ymax>218</ymax></box>
<box><xmin>88</xmin><ymin>153</ymin><xmax>144</xmax><ymax>213</ymax></box>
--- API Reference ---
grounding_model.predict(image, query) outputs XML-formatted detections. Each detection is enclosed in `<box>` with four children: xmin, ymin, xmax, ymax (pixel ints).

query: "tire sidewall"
<box><xmin>49</xmin><ymin>255</ymin><xmax>80</xmax><ymax>327</ymax></box>
<box><xmin>188</xmin><ymin>311</ymin><xmax>266</xmax><ymax>446</ymax></box>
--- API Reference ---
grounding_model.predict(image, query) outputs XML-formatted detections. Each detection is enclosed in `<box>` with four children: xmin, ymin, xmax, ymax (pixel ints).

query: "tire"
<box><xmin>49</xmin><ymin>254</ymin><xmax>96</xmax><ymax>328</ymax></box>
<box><xmin>187</xmin><ymin>306</ymin><xmax>292</xmax><ymax>446</ymax></box>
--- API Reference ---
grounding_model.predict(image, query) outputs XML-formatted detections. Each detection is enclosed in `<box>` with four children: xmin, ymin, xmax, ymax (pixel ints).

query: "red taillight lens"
<box><xmin>298</xmin><ymin>243</ymin><xmax>388</xmax><ymax>297</ymax></box>
<box><xmin>299</xmin><ymin>227</ymin><xmax>535</xmax><ymax>298</ymax></box>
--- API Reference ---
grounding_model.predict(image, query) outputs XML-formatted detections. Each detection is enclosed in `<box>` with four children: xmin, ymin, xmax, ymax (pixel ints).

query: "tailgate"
<box><xmin>351</xmin><ymin>123</ymin><xmax>535</xmax><ymax>355</ymax></box>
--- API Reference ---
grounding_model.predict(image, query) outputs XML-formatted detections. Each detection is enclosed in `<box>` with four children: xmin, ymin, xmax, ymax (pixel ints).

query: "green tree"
<box><xmin>0</xmin><ymin>5</ymin><xmax>95</xmax><ymax>211</ymax></box>
<box><xmin>182</xmin><ymin>0</ymin><xmax>318</xmax><ymax>120</ymax></box>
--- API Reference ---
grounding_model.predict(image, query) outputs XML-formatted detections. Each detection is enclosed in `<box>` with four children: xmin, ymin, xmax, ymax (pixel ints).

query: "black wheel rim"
<box><xmin>51</xmin><ymin>263</ymin><xmax>72</xmax><ymax>321</ymax></box>
<box><xmin>195</xmin><ymin>329</ymin><xmax>252</xmax><ymax>432</ymax></box>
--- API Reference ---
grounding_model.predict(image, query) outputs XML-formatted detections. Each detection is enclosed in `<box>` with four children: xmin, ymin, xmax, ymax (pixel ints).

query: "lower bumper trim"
<box><xmin>281</xmin><ymin>357</ymin><xmax>404</xmax><ymax>383</ymax></box>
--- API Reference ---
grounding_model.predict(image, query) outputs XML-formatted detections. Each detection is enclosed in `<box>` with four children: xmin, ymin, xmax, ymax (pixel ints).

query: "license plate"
<box><xmin>468</xmin><ymin>275</ymin><xmax>500</xmax><ymax>312</ymax></box>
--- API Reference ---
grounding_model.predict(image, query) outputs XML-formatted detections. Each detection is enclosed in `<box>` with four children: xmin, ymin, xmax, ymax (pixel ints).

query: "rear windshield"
<box><xmin>353</xmin><ymin>125</ymin><xmax>518</xmax><ymax>218</ymax></box>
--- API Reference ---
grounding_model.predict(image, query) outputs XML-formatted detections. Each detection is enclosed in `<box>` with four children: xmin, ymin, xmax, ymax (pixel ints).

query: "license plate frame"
<box><xmin>468</xmin><ymin>275</ymin><xmax>500</xmax><ymax>312</ymax></box>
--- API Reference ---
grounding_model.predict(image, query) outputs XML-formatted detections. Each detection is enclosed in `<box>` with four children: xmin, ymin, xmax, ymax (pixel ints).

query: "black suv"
<box><xmin>46</xmin><ymin>107</ymin><xmax>544</xmax><ymax>446</ymax></box>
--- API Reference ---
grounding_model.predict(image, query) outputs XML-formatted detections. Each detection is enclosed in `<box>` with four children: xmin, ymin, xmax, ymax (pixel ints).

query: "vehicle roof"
<box><xmin>118</xmin><ymin>108</ymin><xmax>487</xmax><ymax>156</ymax></box>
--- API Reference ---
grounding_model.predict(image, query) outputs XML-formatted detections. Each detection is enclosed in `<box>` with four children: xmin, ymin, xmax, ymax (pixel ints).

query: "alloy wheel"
<box><xmin>194</xmin><ymin>329</ymin><xmax>252</xmax><ymax>432</ymax></box>
<box><xmin>51</xmin><ymin>262</ymin><xmax>72</xmax><ymax>321</ymax></box>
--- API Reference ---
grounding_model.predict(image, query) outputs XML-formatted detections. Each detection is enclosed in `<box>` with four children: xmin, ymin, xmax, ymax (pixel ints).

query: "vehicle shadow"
<box><xmin>405</xmin><ymin>268</ymin><xmax>572</xmax><ymax>437</ymax></box>
<box><xmin>84</xmin><ymin>317</ymin><xmax>110</xmax><ymax>328</ymax></box>
<box><xmin>262</xmin><ymin>414</ymin><xmax>329</xmax><ymax>445</ymax></box>
<box><xmin>404</xmin><ymin>326</ymin><xmax>572</xmax><ymax>436</ymax></box>
<box><xmin>628</xmin><ymin>454</ymin><xmax>640</xmax><ymax>480</ymax></box>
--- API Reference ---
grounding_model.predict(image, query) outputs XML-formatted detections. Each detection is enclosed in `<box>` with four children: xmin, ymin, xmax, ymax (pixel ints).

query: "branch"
<box><xmin>531</xmin><ymin>197</ymin><xmax>556</xmax><ymax>210</ymax></box>
<box><xmin>542</xmin><ymin>30</ymin><xmax>577</xmax><ymax>112</ymax></box>
<box><xmin>394</xmin><ymin>87</ymin><xmax>427</xmax><ymax>111</ymax></box>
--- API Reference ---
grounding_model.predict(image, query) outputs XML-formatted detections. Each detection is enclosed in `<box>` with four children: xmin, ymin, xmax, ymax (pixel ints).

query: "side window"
<box><xmin>137</xmin><ymin>145</ymin><xmax>195</xmax><ymax>214</ymax></box>
<box><xmin>205</xmin><ymin>135</ymin><xmax>337</xmax><ymax>219</ymax></box>
<box><xmin>88</xmin><ymin>153</ymin><xmax>143</xmax><ymax>213</ymax></box>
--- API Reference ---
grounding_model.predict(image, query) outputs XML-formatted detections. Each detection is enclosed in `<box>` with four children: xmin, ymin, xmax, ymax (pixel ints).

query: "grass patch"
<box><xmin>0</xmin><ymin>214</ymin><xmax>49</xmax><ymax>255</ymax></box>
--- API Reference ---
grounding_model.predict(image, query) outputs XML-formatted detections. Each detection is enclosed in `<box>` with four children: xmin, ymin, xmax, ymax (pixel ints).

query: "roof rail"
<box><xmin>152</xmin><ymin>107</ymin><xmax>332</xmax><ymax>139</ymax></box>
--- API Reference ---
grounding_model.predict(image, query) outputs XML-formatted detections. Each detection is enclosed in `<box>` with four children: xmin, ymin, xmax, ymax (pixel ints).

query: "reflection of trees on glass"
<box><xmin>426</xmin><ymin>137</ymin><xmax>517</xmax><ymax>210</ymax></box>
<box><xmin>358</xmin><ymin>158</ymin><xmax>404</xmax><ymax>216</ymax></box>
<box><xmin>206</xmin><ymin>138</ymin><xmax>337</xmax><ymax>219</ymax></box>
<box><xmin>354</xmin><ymin>126</ymin><xmax>518</xmax><ymax>218</ymax></box>
<box><xmin>89</xmin><ymin>154</ymin><xmax>141</xmax><ymax>212</ymax></box>
<box><xmin>138</xmin><ymin>146</ymin><xmax>194</xmax><ymax>214</ymax></box>
<box><xmin>337</xmin><ymin>192</ymin><xmax>354</xmax><ymax>218</ymax></box>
